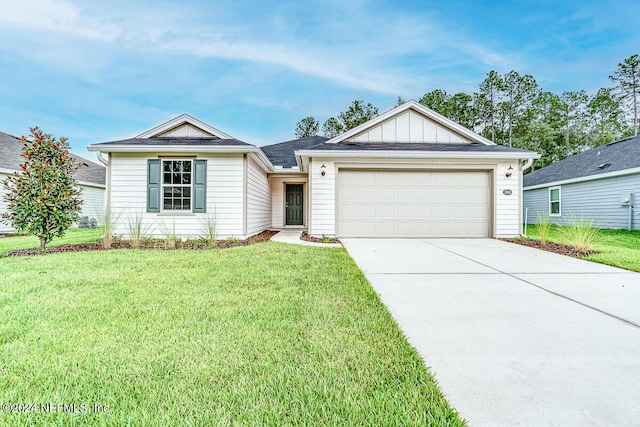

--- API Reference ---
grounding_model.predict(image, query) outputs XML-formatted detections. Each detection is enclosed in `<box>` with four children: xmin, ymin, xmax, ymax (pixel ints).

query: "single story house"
<box><xmin>523</xmin><ymin>134</ymin><xmax>640</xmax><ymax>230</ymax></box>
<box><xmin>0</xmin><ymin>131</ymin><xmax>106</xmax><ymax>234</ymax></box>
<box><xmin>88</xmin><ymin>101</ymin><xmax>538</xmax><ymax>239</ymax></box>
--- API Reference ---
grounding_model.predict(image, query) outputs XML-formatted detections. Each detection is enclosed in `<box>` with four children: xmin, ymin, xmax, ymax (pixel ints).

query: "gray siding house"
<box><xmin>523</xmin><ymin>135</ymin><xmax>640</xmax><ymax>230</ymax></box>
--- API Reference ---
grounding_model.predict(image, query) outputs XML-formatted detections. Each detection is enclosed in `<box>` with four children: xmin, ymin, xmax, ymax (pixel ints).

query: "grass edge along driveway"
<box><xmin>0</xmin><ymin>241</ymin><xmax>465</xmax><ymax>426</ymax></box>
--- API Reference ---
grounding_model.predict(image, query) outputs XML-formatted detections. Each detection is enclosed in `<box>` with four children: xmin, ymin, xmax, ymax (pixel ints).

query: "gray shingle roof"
<box><xmin>92</xmin><ymin>137</ymin><xmax>253</xmax><ymax>146</ymax></box>
<box><xmin>261</xmin><ymin>138</ymin><xmax>530</xmax><ymax>168</ymax></box>
<box><xmin>306</xmin><ymin>141</ymin><xmax>531</xmax><ymax>153</ymax></box>
<box><xmin>0</xmin><ymin>131</ymin><xmax>106</xmax><ymax>185</ymax></box>
<box><xmin>261</xmin><ymin>136</ymin><xmax>328</xmax><ymax>168</ymax></box>
<box><xmin>524</xmin><ymin>135</ymin><xmax>640</xmax><ymax>187</ymax></box>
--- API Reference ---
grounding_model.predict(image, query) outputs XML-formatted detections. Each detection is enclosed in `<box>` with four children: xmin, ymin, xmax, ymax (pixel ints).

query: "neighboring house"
<box><xmin>523</xmin><ymin>135</ymin><xmax>640</xmax><ymax>230</ymax></box>
<box><xmin>0</xmin><ymin>132</ymin><xmax>106</xmax><ymax>234</ymax></box>
<box><xmin>88</xmin><ymin>101</ymin><xmax>538</xmax><ymax>239</ymax></box>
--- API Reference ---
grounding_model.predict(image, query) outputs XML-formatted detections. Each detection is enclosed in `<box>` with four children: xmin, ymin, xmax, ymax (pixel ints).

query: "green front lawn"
<box><xmin>0</xmin><ymin>242</ymin><xmax>464</xmax><ymax>425</ymax></box>
<box><xmin>0</xmin><ymin>227</ymin><xmax>102</xmax><ymax>254</ymax></box>
<box><xmin>526</xmin><ymin>225</ymin><xmax>640</xmax><ymax>272</ymax></box>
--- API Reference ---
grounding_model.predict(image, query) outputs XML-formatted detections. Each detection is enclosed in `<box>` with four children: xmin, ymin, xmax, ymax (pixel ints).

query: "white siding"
<box><xmin>246</xmin><ymin>157</ymin><xmax>271</xmax><ymax>235</ymax></box>
<box><xmin>523</xmin><ymin>173</ymin><xmax>640</xmax><ymax>230</ymax></box>
<box><xmin>309</xmin><ymin>160</ymin><xmax>337</xmax><ymax>236</ymax></box>
<box><xmin>349</xmin><ymin>111</ymin><xmax>471</xmax><ymax>144</ymax></box>
<box><xmin>109</xmin><ymin>153</ymin><xmax>244</xmax><ymax>239</ymax></box>
<box><xmin>495</xmin><ymin>162</ymin><xmax>521</xmax><ymax>237</ymax></box>
<box><xmin>269</xmin><ymin>176</ymin><xmax>308</xmax><ymax>228</ymax></box>
<box><xmin>308</xmin><ymin>158</ymin><xmax>524</xmax><ymax>238</ymax></box>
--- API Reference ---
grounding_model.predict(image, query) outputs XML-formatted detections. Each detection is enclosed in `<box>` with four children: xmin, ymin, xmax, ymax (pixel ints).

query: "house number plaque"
<box><xmin>503</xmin><ymin>189</ymin><xmax>513</xmax><ymax>195</ymax></box>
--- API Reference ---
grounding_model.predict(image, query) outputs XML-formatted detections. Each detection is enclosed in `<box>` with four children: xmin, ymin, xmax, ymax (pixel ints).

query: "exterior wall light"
<box><xmin>506</xmin><ymin>165</ymin><xmax>513</xmax><ymax>178</ymax></box>
<box><xmin>320</xmin><ymin>163</ymin><xmax>327</xmax><ymax>176</ymax></box>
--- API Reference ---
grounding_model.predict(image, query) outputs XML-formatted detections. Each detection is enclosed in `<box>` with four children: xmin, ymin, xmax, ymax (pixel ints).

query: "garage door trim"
<box><xmin>336</xmin><ymin>166</ymin><xmax>495</xmax><ymax>238</ymax></box>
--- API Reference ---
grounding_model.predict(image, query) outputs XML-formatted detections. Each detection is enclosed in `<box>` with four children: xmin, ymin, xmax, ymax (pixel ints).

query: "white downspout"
<box><xmin>96</xmin><ymin>151</ymin><xmax>108</xmax><ymax>166</ymax></box>
<box><xmin>521</xmin><ymin>158</ymin><xmax>534</xmax><ymax>236</ymax></box>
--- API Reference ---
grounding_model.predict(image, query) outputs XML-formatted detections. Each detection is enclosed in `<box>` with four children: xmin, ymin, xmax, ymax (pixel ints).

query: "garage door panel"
<box><xmin>338</xmin><ymin>170</ymin><xmax>490</xmax><ymax>238</ymax></box>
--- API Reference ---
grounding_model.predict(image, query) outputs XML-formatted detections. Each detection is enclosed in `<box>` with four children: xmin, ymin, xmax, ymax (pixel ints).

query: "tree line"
<box><xmin>295</xmin><ymin>54</ymin><xmax>640</xmax><ymax>170</ymax></box>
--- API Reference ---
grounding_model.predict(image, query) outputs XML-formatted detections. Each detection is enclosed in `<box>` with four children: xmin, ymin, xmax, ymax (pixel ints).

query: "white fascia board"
<box><xmin>88</xmin><ymin>145</ymin><xmax>254</xmax><ymax>154</ymax></box>
<box><xmin>88</xmin><ymin>145</ymin><xmax>275</xmax><ymax>172</ymax></box>
<box><xmin>325</xmin><ymin>100</ymin><xmax>496</xmax><ymax>146</ymax></box>
<box><xmin>524</xmin><ymin>167</ymin><xmax>640</xmax><ymax>190</ymax></box>
<box><xmin>296</xmin><ymin>149</ymin><xmax>539</xmax><ymax>161</ymax></box>
<box><xmin>0</xmin><ymin>167</ymin><xmax>15</xmax><ymax>175</ymax></box>
<box><xmin>136</xmin><ymin>114</ymin><xmax>234</xmax><ymax>139</ymax></box>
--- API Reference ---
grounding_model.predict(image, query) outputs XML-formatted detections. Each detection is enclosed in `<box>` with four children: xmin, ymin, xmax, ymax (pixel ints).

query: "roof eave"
<box><xmin>524</xmin><ymin>166</ymin><xmax>640</xmax><ymax>190</ymax></box>
<box><xmin>88</xmin><ymin>145</ymin><xmax>254</xmax><ymax>153</ymax></box>
<box><xmin>296</xmin><ymin>149</ymin><xmax>538</xmax><ymax>161</ymax></box>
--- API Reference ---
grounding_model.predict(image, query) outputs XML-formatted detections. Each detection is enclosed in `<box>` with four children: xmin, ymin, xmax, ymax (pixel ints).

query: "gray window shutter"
<box><xmin>193</xmin><ymin>159</ymin><xmax>207</xmax><ymax>213</ymax></box>
<box><xmin>147</xmin><ymin>159</ymin><xmax>161</xmax><ymax>213</ymax></box>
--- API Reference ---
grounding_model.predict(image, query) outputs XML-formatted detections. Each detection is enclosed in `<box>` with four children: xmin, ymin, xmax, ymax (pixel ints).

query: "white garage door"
<box><xmin>337</xmin><ymin>170</ymin><xmax>491</xmax><ymax>238</ymax></box>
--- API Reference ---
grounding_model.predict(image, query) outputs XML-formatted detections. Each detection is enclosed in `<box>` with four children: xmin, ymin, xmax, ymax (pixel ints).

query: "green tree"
<box><xmin>419</xmin><ymin>90</ymin><xmax>476</xmax><ymax>129</ymax></box>
<box><xmin>338</xmin><ymin>100</ymin><xmax>378</xmax><ymax>130</ymax></box>
<box><xmin>610</xmin><ymin>54</ymin><xmax>640</xmax><ymax>135</ymax></box>
<box><xmin>559</xmin><ymin>90</ymin><xmax>589</xmax><ymax>154</ymax></box>
<box><xmin>587</xmin><ymin>88</ymin><xmax>629</xmax><ymax>146</ymax></box>
<box><xmin>322</xmin><ymin>100</ymin><xmax>378</xmax><ymax>137</ymax></box>
<box><xmin>419</xmin><ymin>89</ymin><xmax>451</xmax><ymax>117</ymax></box>
<box><xmin>322</xmin><ymin>117</ymin><xmax>343</xmax><ymax>138</ymax></box>
<box><xmin>294</xmin><ymin>116</ymin><xmax>320</xmax><ymax>138</ymax></box>
<box><xmin>1</xmin><ymin>127</ymin><xmax>83</xmax><ymax>251</ymax></box>
<box><xmin>475</xmin><ymin>70</ymin><xmax>503</xmax><ymax>142</ymax></box>
<box><xmin>501</xmin><ymin>71</ymin><xmax>539</xmax><ymax>147</ymax></box>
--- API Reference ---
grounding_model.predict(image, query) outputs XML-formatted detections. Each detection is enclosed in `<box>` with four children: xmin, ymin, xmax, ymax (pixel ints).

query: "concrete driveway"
<box><xmin>342</xmin><ymin>238</ymin><xmax>640</xmax><ymax>427</ymax></box>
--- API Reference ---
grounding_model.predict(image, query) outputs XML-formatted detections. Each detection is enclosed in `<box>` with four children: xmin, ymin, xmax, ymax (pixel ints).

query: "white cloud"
<box><xmin>0</xmin><ymin>0</ymin><xmax>519</xmax><ymax>96</ymax></box>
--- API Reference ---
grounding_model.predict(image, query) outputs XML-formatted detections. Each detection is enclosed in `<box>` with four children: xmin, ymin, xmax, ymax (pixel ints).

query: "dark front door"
<box><xmin>285</xmin><ymin>184</ymin><xmax>304</xmax><ymax>225</ymax></box>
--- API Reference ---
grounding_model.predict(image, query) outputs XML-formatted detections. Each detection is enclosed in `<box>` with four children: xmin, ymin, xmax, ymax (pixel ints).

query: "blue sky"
<box><xmin>0</xmin><ymin>0</ymin><xmax>638</xmax><ymax>160</ymax></box>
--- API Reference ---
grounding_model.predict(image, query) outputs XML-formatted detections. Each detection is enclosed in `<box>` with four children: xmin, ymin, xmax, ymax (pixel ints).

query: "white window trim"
<box><xmin>161</xmin><ymin>159</ymin><xmax>193</xmax><ymax>213</ymax></box>
<box><xmin>549</xmin><ymin>186</ymin><xmax>561</xmax><ymax>217</ymax></box>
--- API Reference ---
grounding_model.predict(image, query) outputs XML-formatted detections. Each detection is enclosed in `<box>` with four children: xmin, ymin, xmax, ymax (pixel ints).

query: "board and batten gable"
<box><xmin>246</xmin><ymin>156</ymin><xmax>271</xmax><ymax>235</ymax></box>
<box><xmin>158</xmin><ymin>123</ymin><xmax>215</xmax><ymax>138</ymax></box>
<box><xmin>109</xmin><ymin>152</ymin><xmax>245</xmax><ymax>238</ymax></box>
<box><xmin>348</xmin><ymin>110</ymin><xmax>471</xmax><ymax>144</ymax></box>
<box><xmin>523</xmin><ymin>172</ymin><xmax>640</xmax><ymax>230</ymax></box>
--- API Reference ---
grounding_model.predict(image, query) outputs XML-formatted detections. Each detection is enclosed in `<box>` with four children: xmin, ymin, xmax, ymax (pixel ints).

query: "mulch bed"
<box><xmin>3</xmin><ymin>230</ymin><xmax>279</xmax><ymax>257</ymax></box>
<box><xmin>300</xmin><ymin>231</ymin><xmax>341</xmax><ymax>244</ymax></box>
<box><xmin>503</xmin><ymin>237</ymin><xmax>594</xmax><ymax>258</ymax></box>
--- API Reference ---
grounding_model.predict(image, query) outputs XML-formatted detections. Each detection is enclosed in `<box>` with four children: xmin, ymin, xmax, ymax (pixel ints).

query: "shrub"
<box><xmin>97</xmin><ymin>208</ymin><xmax>121</xmax><ymax>249</ymax></box>
<box><xmin>536</xmin><ymin>215</ymin><xmax>551</xmax><ymax>246</ymax></box>
<box><xmin>127</xmin><ymin>211</ymin><xmax>153</xmax><ymax>249</ymax></box>
<box><xmin>561</xmin><ymin>216</ymin><xmax>600</xmax><ymax>253</ymax></box>
<box><xmin>199</xmin><ymin>208</ymin><xmax>220</xmax><ymax>249</ymax></box>
<box><xmin>1</xmin><ymin>127</ymin><xmax>83</xmax><ymax>250</ymax></box>
<box><xmin>160</xmin><ymin>220</ymin><xmax>179</xmax><ymax>250</ymax></box>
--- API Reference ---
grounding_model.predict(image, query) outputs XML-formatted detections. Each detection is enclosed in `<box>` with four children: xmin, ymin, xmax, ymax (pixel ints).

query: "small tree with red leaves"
<box><xmin>1</xmin><ymin>127</ymin><xmax>83</xmax><ymax>250</ymax></box>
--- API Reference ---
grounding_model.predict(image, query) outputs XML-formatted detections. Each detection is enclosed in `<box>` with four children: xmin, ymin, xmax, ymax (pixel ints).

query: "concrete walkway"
<box><xmin>270</xmin><ymin>229</ymin><xmax>342</xmax><ymax>248</ymax></box>
<box><xmin>342</xmin><ymin>238</ymin><xmax>640</xmax><ymax>427</ymax></box>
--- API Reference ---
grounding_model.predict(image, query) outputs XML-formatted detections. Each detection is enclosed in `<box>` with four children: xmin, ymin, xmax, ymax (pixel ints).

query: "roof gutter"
<box><xmin>96</xmin><ymin>151</ymin><xmax>109</xmax><ymax>166</ymax></box>
<box><xmin>295</xmin><ymin>149</ymin><xmax>539</xmax><ymax>171</ymax></box>
<box><xmin>88</xmin><ymin>145</ymin><xmax>275</xmax><ymax>172</ymax></box>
